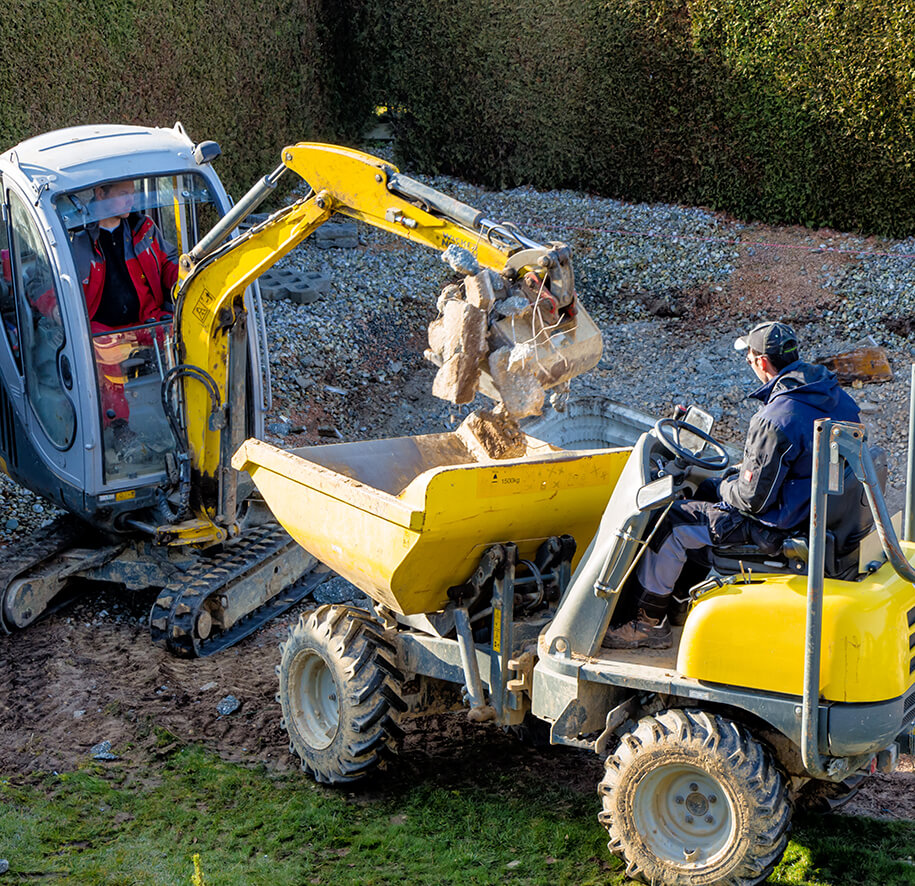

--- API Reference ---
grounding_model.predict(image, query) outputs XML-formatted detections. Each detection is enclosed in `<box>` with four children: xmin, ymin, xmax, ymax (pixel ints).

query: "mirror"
<box><xmin>636</xmin><ymin>474</ymin><xmax>676</xmax><ymax>511</ymax></box>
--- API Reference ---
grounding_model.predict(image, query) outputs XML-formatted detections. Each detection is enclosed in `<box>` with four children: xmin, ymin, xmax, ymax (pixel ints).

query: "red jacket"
<box><xmin>68</xmin><ymin>213</ymin><xmax>179</xmax><ymax>332</ymax></box>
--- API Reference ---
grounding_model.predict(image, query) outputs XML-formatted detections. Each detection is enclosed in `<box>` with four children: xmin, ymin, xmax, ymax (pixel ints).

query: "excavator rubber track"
<box><xmin>0</xmin><ymin>514</ymin><xmax>97</xmax><ymax>633</ymax></box>
<box><xmin>149</xmin><ymin>522</ymin><xmax>326</xmax><ymax>657</ymax></box>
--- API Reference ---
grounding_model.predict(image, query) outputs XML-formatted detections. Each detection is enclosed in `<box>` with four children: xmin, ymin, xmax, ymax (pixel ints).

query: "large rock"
<box><xmin>457</xmin><ymin>409</ymin><xmax>527</xmax><ymax>460</ymax></box>
<box><xmin>464</xmin><ymin>269</ymin><xmax>504</xmax><ymax>313</ymax></box>
<box><xmin>442</xmin><ymin>300</ymin><xmax>487</xmax><ymax>362</ymax></box>
<box><xmin>436</xmin><ymin>283</ymin><xmax>462</xmax><ymax>314</ymax></box>
<box><xmin>427</xmin><ymin>317</ymin><xmax>447</xmax><ymax>358</ymax></box>
<box><xmin>488</xmin><ymin>347</ymin><xmax>545</xmax><ymax>418</ymax></box>
<box><xmin>432</xmin><ymin>353</ymin><xmax>480</xmax><ymax>404</ymax></box>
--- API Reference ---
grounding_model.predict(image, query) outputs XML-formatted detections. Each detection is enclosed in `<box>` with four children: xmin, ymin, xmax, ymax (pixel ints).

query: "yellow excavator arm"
<box><xmin>170</xmin><ymin>142</ymin><xmax>594</xmax><ymax>542</ymax></box>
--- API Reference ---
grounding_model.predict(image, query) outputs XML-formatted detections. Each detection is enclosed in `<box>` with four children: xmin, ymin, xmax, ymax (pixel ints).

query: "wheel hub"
<box><xmin>633</xmin><ymin>765</ymin><xmax>734</xmax><ymax>865</ymax></box>
<box><xmin>685</xmin><ymin>789</ymin><xmax>710</xmax><ymax>817</ymax></box>
<box><xmin>290</xmin><ymin>649</ymin><xmax>340</xmax><ymax>750</ymax></box>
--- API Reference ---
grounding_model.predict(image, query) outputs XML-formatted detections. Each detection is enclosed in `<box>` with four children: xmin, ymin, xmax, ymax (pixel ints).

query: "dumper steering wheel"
<box><xmin>654</xmin><ymin>418</ymin><xmax>730</xmax><ymax>470</ymax></box>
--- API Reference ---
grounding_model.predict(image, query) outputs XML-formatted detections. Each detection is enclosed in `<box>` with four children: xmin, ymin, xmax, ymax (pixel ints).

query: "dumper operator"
<box><xmin>603</xmin><ymin>320</ymin><xmax>862</xmax><ymax>650</ymax></box>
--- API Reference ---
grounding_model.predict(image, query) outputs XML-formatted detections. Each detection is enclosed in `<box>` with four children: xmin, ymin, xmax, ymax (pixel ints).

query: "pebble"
<box><xmin>267</xmin><ymin>421</ymin><xmax>292</xmax><ymax>437</ymax></box>
<box><xmin>0</xmin><ymin>860</ymin><xmax>8</xmax><ymax>875</ymax></box>
<box><xmin>216</xmin><ymin>695</ymin><xmax>241</xmax><ymax>717</ymax></box>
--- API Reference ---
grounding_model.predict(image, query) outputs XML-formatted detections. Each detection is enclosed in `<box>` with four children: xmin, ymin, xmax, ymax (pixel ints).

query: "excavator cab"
<box><xmin>0</xmin><ymin>125</ymin><xmax>269</xmax><ymax>530</ymax></box>
<box><xmin>54</xmin><ymin>172</ymin><xmax>222</xmax><ymax>482</ymax></box>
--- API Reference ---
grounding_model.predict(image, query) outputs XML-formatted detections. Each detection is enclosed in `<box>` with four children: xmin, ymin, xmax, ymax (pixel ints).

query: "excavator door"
<box><xmin>0</xmin><ymin>179</ymin><xmax>82</xmax><ymax>505</ymax></box>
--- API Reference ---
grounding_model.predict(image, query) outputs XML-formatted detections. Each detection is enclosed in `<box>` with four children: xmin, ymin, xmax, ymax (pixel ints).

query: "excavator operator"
<box><xmin>72</xmin><ymin>179</ymin><xmax>179</xmax><ymax>331</ymax></box>
<box><xmin>67</xmin><ymin>179</ymin><xmax>179</xmax><ymax>455</ymax></box>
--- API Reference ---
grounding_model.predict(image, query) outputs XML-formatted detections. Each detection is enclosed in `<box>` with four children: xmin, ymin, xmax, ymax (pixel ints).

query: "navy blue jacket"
<box><xmin>718</xmin><ymin>361</ymin><xmax>860</xmax><ymax>529</ymax></box>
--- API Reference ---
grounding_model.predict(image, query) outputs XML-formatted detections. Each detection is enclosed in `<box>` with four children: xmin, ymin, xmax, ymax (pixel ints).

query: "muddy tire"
<box><xmin>276</xmin><ymin>604</ymin><xmax>406</xmax><ymax>784</ymax></box>
<box><xmin>598</xmin><ymin>709</ymin><xmax>791</xmax><ymax>886</ymax></box>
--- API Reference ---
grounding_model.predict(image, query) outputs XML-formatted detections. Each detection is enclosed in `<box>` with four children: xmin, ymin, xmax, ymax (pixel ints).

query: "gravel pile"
<box><xmin>4</xmin><ymin>164</ymin><xmax>915</xmax><ymax>548</ymax></box>
<box><xmin>823</xmin><ymin>240</ymin><xmax>915</xmax><ymax>345</ymax></box>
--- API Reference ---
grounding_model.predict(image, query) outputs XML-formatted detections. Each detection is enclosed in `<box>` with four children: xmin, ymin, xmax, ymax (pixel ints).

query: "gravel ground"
<box><xmin>2</xmin><ymin>162</ymin><xmax>915</xmax><ymax>542</ymax></box>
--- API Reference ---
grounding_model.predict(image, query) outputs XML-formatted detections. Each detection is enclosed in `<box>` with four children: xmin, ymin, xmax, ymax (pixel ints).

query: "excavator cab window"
<box><xmin>7</xmin><ymin>190</ymin><xmax>76</xmax><ymax>449</ymax></box>
<box><xmin>55</xmin><ymin>173</ymin><xmax>219</xmax><ymax>482</ymax></box>
<box><xmin>55</xmin><ymin>173</ymin><xmax>218</xmax><ymax>258</ymax></box>
<box><xmin>0</xmin><ymin>185</ymin><xmax>19</xmax><ymax>369</ymax></box>
<box><xmin>91</xmin><ymin>321</ymin><xmax>176</xmax><ymax>482</ymax></box>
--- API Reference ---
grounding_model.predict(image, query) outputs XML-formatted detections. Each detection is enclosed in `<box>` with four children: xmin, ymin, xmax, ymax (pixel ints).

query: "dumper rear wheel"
<box><xmin>598</xmin><ymin>709</ymin><xmax>791</xmax><ymax>885</ymax></box>
<box><xmin>277</xmin><ymin>604</ymin><xmax>406</xmax><ymax>784</ymax></box>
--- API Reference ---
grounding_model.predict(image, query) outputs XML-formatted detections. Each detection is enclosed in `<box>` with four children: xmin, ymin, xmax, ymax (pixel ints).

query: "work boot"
<box><xmin>602</xmin><ymin>610</ymin><xmax>672</xmax><ymax>650</ymax></box>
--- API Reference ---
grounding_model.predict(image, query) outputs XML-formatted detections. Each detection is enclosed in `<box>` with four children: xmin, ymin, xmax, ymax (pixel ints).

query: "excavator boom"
<box><xmin>172</xmin><ymin>143</ymin><xmax>600</xmax><ymax>540</ymax></box>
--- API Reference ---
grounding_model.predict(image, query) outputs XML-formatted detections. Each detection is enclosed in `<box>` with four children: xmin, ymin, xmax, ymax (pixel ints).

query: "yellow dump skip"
<box><xmin>233</xmin><ymin>433</ymin><xmax>627</xmax><ymax>614</ymax></box>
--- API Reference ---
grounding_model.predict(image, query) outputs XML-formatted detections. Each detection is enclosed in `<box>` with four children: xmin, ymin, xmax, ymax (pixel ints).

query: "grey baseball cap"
<box><xmin>734</xmin><ymin>321</ymin><xmax>799</xmax><ymax>358</ymax></box>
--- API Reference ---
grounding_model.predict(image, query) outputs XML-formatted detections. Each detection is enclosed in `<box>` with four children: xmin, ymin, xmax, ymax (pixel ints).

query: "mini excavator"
<box><xmin>0</xmin><ymin>125</ymin><xmax>600</xmax><ymax>656</ymax></box>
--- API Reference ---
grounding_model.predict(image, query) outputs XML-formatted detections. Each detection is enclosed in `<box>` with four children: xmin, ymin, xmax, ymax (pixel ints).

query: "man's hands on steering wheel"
<box><xmin>653</xmin><ymin>417</ymin><xmax>731</xmax><ymax>470</ymax></box>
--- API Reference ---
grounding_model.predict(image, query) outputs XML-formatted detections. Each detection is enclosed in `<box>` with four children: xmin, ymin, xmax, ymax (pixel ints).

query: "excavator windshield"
<box><xmin>55</xmin><ymin>173</ymin><xmax>220</xmax><ymax>253</ymax></box>
<box><xmin>53</xmin><ymin>173</ymin><xmax>221</xmax><ymax>482</ymax></box>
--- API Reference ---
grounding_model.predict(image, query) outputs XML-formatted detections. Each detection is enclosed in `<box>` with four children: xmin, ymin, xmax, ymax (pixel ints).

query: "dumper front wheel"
<box><xmin>277</xmin><ymin>604</ymin><xmax>406</xmax><ymax>784</ymax></box>
<box><xmin>599</xmin><ymin>709</ymin><xmax>791</xmax><ymax>886</ymax></box>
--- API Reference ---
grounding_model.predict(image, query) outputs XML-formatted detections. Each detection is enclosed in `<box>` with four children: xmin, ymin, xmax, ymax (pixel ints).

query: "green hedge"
<box><xmin>0</xmin><ymin>0</ymin><xmax>372</xmax><ymax>195</ymax></box>
<box><xmin>4</xmin><ymin>1</ymin><xmax>912</xmax><ymax>234</ymax></box>
<box><xmin>364</xmin><ymin>0</ymin><xmax>915</xmax><ymax>236</ymax></box>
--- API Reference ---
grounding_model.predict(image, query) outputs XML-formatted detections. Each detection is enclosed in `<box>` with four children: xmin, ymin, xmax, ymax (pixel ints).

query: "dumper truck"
<box><xmin>235</xmin><ymin>394</ymin><xmax>915</xmax><ymax>884</ymax></box>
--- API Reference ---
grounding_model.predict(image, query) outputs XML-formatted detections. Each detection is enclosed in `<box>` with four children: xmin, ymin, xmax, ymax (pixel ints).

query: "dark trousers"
<box><xmin>636</xmin><ymin>500</ymin><xmax>779</xmax><ymax>601</ymax></box>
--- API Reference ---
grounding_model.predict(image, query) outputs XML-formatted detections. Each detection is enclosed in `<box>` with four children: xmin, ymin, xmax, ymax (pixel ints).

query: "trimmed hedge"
<box><xmin>0</xmin><ymin>0</ymin><xmax>371</xmax><ymax>195</ymax></box>
<box><xmin>365</xmin><ymin>0</ymin><xmax>915</xmax><ymax>236</ymax></box>
<box><xmin>4</xmin><ymin>1</ymin><xmax>912</xmax><ymax>234</ymax></box>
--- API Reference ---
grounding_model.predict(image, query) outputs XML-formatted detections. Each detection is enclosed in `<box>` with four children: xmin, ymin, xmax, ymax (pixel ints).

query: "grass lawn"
<box><xmin>1</xmin><ymin>745</ymin><xmax>914</xmax><ymax>885</ymax></box>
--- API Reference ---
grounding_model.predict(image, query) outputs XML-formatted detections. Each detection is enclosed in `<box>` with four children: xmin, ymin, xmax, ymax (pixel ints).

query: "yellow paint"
<box><xmin>157</xmin><ymin>517</ymin><xmax>226</xmax><ymax>547</ymax></box>
<box><xmin>233</xmin><ymin>435</ymin><xmax>627</xmax><ymax>615</ymax></box>
<box><xmin>115</xmin><ymin>489</ymin><xmax>136</xmax><ymax>502</ymax></box>
<box><xmin>677</xmin><ymin>550</ymin><xmax>915</xmax><ymax>703</ymax></box>
<box><xmin>492</xmin><ymin>609</ymin><xmax>502</xmax><ymax>653</ymax></box>
<box><xmin>0</xmin><ymin>456</ymin><xmax>8</xmax><ymax>476</ymax></box>
<box><xmin>281</xmin><ymin>143</ymin><xmax>510</xmax><ymax>270</ymax></box>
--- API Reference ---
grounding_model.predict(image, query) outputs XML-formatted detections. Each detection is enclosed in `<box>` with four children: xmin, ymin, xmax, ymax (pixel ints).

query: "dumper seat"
<box><xmin>709</xmin><ymin>446</ymin><xmax>887</xmax><ymax>581</ymax></box>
